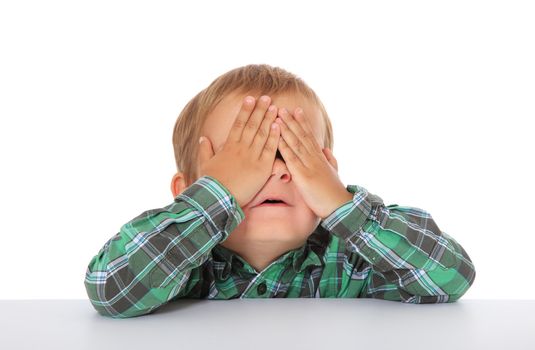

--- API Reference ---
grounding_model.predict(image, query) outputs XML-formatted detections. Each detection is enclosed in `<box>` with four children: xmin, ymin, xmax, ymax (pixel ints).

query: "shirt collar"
<box><xmin>212</xmin><ymin>225</ymin><xmax>329</xmax><ymax>278</ymax></box>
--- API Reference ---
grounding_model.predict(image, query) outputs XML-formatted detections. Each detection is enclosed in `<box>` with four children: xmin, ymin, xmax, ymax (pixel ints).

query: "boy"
<box><xmin>84</xmin><ymin>64</ymin><xmax>476</xmax><ymax>318</ymax></box>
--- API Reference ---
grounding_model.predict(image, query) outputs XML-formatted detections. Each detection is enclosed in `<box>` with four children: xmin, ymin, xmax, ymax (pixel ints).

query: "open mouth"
<box><xmin>254</xmin><ymin>199</ymin><xmax>290</xmax><ymax>208</ymax></box>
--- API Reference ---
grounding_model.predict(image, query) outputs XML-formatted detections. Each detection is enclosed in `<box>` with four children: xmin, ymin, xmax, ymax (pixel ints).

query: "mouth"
<box><xmin>252</xmin><ymin>199</ymin><xmax>291</xmax><ymax>208</ymax></box>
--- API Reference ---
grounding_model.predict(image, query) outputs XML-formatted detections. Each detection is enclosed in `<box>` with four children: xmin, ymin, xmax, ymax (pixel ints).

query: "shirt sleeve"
<box><xmin>320</xmin><ymin>184</ymin><xmax>476</xmax><ymax>303</ymax></box>
<box><xmin>84</xmin><ymin>175</ymin><xmax>244</xmax><ymax>318</ymax></box>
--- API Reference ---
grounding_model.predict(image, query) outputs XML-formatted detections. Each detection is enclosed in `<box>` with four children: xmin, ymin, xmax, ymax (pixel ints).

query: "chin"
<box><xmin>237</xmin><ymin>207</ymin><xmax>319</xmax><ymax>237</ymax></box>
<box><xmin>245</xmin><ymin>207</ymin><xmax>318</xmax><ymax>224</ymax></box>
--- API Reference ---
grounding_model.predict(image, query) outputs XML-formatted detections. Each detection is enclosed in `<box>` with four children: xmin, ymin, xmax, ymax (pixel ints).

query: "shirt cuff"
<box><xmin>320</xmin><ymin>184</ymin><xmax>382</xmax><ymax>241</ymax></box>
<box><xmin>175</xmin><ymin>175</ymin><xmax>245</xmax><ymax>241</ymax></box>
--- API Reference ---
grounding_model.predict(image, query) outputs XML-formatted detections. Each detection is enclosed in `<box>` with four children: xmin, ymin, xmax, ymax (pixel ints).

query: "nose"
<box><xmin>272</xmin><ymin>151</ymin><xmax>291</xmax><ymax>182</ymax></box>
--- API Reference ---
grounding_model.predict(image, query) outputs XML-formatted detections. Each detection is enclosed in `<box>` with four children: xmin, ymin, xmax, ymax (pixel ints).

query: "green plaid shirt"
<box><xmin>84</xmin><ymin>175</ymin><xmax>476</xmax><ymax>318</ymax></box>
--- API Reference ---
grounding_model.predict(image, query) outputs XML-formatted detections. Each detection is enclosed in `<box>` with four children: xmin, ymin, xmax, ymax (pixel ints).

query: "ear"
<box><xmin>170</xmin><ymin>172</ymin><xmax>188</xmax><ymax>198</ymax></box>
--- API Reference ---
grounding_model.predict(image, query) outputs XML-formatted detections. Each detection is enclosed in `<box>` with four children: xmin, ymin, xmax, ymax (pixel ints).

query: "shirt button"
<box><xmin>257</xmin><ymin>282</ymin><xmax>267</xmax><ymax>295</ymax></box>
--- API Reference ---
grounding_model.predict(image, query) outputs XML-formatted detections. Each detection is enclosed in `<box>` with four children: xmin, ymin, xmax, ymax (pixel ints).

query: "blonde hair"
<box><xmin>172</xmin><ymin>64</ymin><xmax>334</xmax><ymax>186</ymax></box>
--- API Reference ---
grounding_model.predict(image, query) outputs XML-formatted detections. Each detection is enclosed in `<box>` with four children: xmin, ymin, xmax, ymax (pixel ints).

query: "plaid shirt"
<box><xmin>84</xmin><ymin>176</ymin><xmax>476</xmax><ymax>318</ymax></box>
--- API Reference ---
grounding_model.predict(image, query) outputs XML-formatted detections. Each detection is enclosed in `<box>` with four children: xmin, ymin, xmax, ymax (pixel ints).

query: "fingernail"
<box><xmin>199</xmin><ymin>136</ymin><xmax>204</xmax><ymax>144</ymax></box>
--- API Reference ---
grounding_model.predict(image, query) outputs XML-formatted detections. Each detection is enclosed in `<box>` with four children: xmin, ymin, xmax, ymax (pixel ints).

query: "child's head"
<box><xmin>171</xmin><ymin>64</ymin><xmax>336</xmax><ymax>257</ymax></box>
<box><xmin>172</xmin><ymin>64</ymin><xmax>334</xmax><ymax>187</ymax></box>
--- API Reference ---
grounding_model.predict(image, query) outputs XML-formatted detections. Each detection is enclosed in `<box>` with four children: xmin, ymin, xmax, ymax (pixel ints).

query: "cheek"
<box><xmin>292</xmin><ymin>205</ymin><xmax>321</xmax><ymax>231</ymax></box>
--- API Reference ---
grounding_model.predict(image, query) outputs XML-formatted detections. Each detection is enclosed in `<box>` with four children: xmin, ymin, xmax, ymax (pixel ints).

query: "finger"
<box><xmin>251</xmin><ymin>103</ymin><xmax>278</xmax><ymax>157</ymax></box>
<box><xmin>278</xmin><ymin>135</ymin><xmax>304</xmax><ymax>169</ymax></box>
<box><xmin>278</xmin><ymin>108</ymin><xmax>313</xmax><ymax>155</ymax></box>
<box><xmin>276</xmin><ymin>111</ymin><xmax>307</xmax><ymax>159</ymax></box>
<box><xmin>259</xmin><ymin>119</ymin><xmax>281</xmax><ymax>162</ymax></box>
<box><xmin>226</xmin><ymin>96</ymin><xmax>256</xmax><ymax>144</ymax></box>
<box><xmin>241</xmin><ymin>95</ymin><xmax>272</xmax><ymax>146</ymax></box>
<box><xmin>294</xmin><ymin>107</ymin><xmax>323</xmax><ymax>154</ymax></box>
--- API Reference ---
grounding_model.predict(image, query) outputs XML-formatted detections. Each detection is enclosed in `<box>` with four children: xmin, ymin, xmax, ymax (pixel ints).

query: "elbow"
<box><xmin>84</xmin><ymin>271</ymin><xmax>154</xmax><ymax>319</ymax></box>
<box><xmin>399</xmin><ymin>263</ymin><xmax>476</xmax><ymax>304</ymax></box>
<box><xmin>84</xmin><ymin>285</ymin><xmax>155</xmax><ymax>319</ymax></box>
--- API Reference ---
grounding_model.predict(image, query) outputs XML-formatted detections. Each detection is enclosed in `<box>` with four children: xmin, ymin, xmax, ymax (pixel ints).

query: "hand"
<box><xmin>275</xmin><ymin>107</ymin><xmax>353</xmax><ymax>219</ymax></box>
<box><xmin>198</xmin><ymin>95</ymin><xmax>280</xmax><ymax>208</ymax></box>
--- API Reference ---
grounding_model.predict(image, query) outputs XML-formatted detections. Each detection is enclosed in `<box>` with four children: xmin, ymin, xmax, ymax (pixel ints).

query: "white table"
<box><xmin>1</xmin><ymin>299</ymin><xmax>533</xmax><ymax>350</ymax></box>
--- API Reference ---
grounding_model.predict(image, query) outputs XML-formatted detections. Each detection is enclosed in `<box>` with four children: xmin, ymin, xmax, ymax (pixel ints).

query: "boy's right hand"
<box><xmin>197</xmin><ymin>95</ymin><xmax>281</xmax><ymax>209</ymax></box>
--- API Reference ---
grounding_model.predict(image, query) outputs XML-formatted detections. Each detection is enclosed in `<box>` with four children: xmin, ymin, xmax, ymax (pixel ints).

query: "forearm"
<box><xmin>321</xmin><ymin>183</ymin><xmax>476</xmax><ymax>303</ymax></box>
<box><xmin>84</xmin><ymin>176</ymin><xmax>244</xmax><ymax>318</ymax></box>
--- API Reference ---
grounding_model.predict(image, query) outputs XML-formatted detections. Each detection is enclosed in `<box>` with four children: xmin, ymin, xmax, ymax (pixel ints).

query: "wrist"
<box><xmin>321</xmin><ymin>189</ymin><xmax>353</xmax><ymax>219</ymax></box>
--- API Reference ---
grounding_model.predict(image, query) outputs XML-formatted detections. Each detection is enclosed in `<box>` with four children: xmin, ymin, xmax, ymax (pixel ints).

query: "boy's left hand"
<box><xmin>275</xmin><ymin>107</ymin><xmax>354</xmax><ymax>219</ymax></box>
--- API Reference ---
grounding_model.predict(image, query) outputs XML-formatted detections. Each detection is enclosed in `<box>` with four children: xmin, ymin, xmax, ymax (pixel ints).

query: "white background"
<box><xmin>0</xmin><ymin>0</ymin><xmax>533</xmax><ymax>299</ymax></box>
